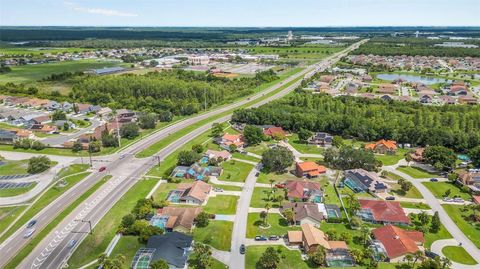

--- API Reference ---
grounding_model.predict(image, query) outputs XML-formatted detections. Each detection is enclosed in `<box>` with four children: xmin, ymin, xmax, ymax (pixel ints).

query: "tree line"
<box><xmin>232</xmin><ymin>93</ymin><xmax>480</xmax><ymax>152</ymax></box>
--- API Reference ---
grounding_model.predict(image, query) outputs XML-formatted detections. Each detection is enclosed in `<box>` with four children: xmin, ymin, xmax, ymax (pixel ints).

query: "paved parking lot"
<box><xmin>0</xmin><ymin>174</ymin><xmax>30</xmax><ymax>180</ymax></box>
<box><xmin>0</xmin><ymin>181</ymin><xmax>33</xmax><ymax>189</ymax></box>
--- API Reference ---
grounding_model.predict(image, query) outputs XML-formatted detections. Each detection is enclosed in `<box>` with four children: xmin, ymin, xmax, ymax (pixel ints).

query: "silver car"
<box><xmin>24</xmin><ymin>228</ymin><xmax>36</xmax><ymax>238</ymax></box>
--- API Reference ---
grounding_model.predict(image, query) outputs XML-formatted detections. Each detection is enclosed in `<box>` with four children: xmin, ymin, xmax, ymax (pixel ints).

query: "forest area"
<box><xmin>232</xmin><ymin>93</ymin><xmax>480</xmax><ymax>152</ymax></box>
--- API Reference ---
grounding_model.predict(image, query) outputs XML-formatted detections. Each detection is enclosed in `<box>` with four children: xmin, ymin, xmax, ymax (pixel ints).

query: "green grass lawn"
<box><xmin>244</xmin><ymin>143</ymin><xmax>271</xmax><ymax>156</ymax></box>
<box><xmin>0</xmin><ymin>159</ymin><xmax>29</xmax><ymax>175</ymax></box>
<box><xmin>57</xmin><ymin>164</ymin><xmax>90</xmax><ymax>178</ymax></box>
<box><xmin>390</xmin><ymin>183</ymin><xmax>423</xmax><ymax>199</ymax></box>
<box><xmin>110</xmin><ymin>235</ymin><xmax>144</xmax><ymax>269</ymax></box>
<box><xmin>319</xmin><ymin>222</ymin><xmax>364</xmax><ymax>250</ymax></box>
<box><xmin>399</xmin><ymin>201</ymin><xmax>430</xmax><ymax>210</ymax></box>
<box><xmin>245</xmin><ymin>45</ymin><xmax>344</xmax><ymax>61</ymax></box>
<box><xmin>0</xmin><ymin>169</ymin><xmax>91</xmax><ymax>243</ymax></box>
<box><xmin>396</xmin><ymin>166</ymin><xmax>438</xmax><ymax>179</ymax></box>
<box><xmin>231</xmin><ymin>152</ymin><xmax>260</xmax><ymax>163</ymax></box>
<box><xmin>246</xmin><ymin>213</ymin><xmax>299</xmax><ymax>238</ymax></box>
<box><xmin>0</xmin><ymin>182</ymin><xmax>37</xmax><ymax>197</ymax></box>
<box><xmin>218</xmin><ymin>160</ymin><xmax>254</xmax><ymax>182</ymax></box>
<box><xmin>256</xmin><ymin>170</ymin><xmax>298</xmax><ymax>184</ymax></box>
<box><xmin>0</xmin><ymin>59</ymin><xmax>128</xmax><ymax>83</ymax></box>
<box><xmin>4</xmin><ymin>175</ymin><xmax>110</xmax><ymax>269</ymax></box>
<box><xmin>211</xmin><ymin>184</ymin><xmax>242</xmax><ymax>192</ymax></box>
<box><xmin>422</xmin><ymin>182</ymin><xmax>471</xmax><ymax>200</ymax></box>
<box><xmin>151</xmin><ymin>180</ymin><xmax>194</xmax><ymax>201</ymax></box>
<box><xmin>375</xmin><ymin>148</ymin><xmax>408</xmax><ymax>166</ymax></box>
<box><xmin>246</xmin><ymin>245</ymin><xmax>315</xmax><ymax>269</ymax></box>
<box><xmin>0</xmin><ymin>206</ymin><xmax>27</xmax><ymax>232</ymax></box>
<box><xmin>193</xmin><ymin>220</ymin><xmax>233</xmax><ymax>251</ymax></box>
<box><xmin>442</xmin><ymin>246</ymin><xmax>478</xmax><ymax>265</ymax></box>
<box><xmin>287</xmin><ymin>134</ymin><xmax>324</xmax><ymax>155</ymax></box>
<box><xmin>67</xmin><ymin>178</ymin><xmax>160</xmax><ymax>268</ymax></box>
<box><xmin>442</xmin><ymin>204</ymin><xmax>480</xmax><ymax>248</ymax></box>
<box><xmin>250</xmin><ymin>187</ymin><xmax>285</xmax><ymax>208</ymax></box>
<box><xmin>204</xmin><ymin>195</ymin><xmax>238</xmax><ymax>215</ymax></box>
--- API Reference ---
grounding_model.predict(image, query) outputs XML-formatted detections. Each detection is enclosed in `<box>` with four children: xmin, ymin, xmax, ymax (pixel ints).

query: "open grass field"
<box><xmin>399</xmin><ymin>201</ymin><xmax>430</xmax><ymax>210</ymax></box>
<box><xmin>442</xmin><ymin>204</ymin><xmax>480</xmax><ymax>248</ymax></box>
<box><xmin>442</xmin><ymin>246</ymin><xmax>478</xmax><ymax>265</ymax></box>
<box><xmin>231</xmin><ymin>152</ymin><xmax>260</xmax><ymax>162</ymax></box>
<box><xmin>375</xmin><ymin>148</ymin><xmax>408</xmax><ymax>166</ymax></box>
<box><xmin>0</xmin><ymin>182</ymin><xmax>37</xmax><ymax>197</ymax></box>
<box><xmin>110</xmin><ymin>235</ymin><xmax>144</xmax><ymax>269</ymax></box>
<box><xmin>250</xmin><ymin>187</ymin><xmax>285</xmax><ymax>208</ymax></box>
<box><xmin>390</xmin><ymin>182</ymin><xmax>423</xmax><ymax>199</ymax></box>
<box><xmin>218</xmin><ymin>160</ymin><xmax>254</xmax><ymax>183</ymax></box>
<box><xmin>246</xmin><ymin>245</ymin><xmax>316</xmax><ymax>269</ymax></box>
<box><xmin>256</xmin><ymin>170</ymin><xmax>298</xmax><ymax>184</ymax></box>
<box><xmin>422</xmin><ymin>182</ymin><xmax>471</xmax><ymax>200</ymax></box>
<box><xmin>246</xmin><ymin>212</ymin><xmax>300</xmax><ymax>238</ymax></box>
<box><xmin>396</xmin><ymin>166</ymin><xmax>438</xmax><ymax>179</ymax></box>
<box><xmin>0</xmin><ymin>47</ymin><xmax>92</xmax><ymax>56</ymax></box>
<box><xmin>67</xmin><ymin>178</ymin><xmax>159</xmax><ymax>268</ymax></box>
<box><xmin>0</xmin><ymin>59</ymin><xmax>128</xmax><ymax>83</ymax></box>
<box><xmin>204</xmin><ymin>195</ymin><xmax>238</xmax><ymax>215</ymax></box>
<box><xmin>193</xmin><ymin>220</ymin><xmax>233</xmax><ymax>251</ymax></box>
<box><xmin>243</xmin><ymin>45</ymin><xmax>344</xmax><ymax>62</ymax></box>
<box><xmin>0</xmin><ymin>206</ymin><xmax>27</xmax><ymax>232</ymax></box>
<box><xmin>0</xmin><ymin>159</ymin><xmax>29</xmax><ymax>175</ymax></box>
<box><xmin>287</xmin><ymin>133</ymin><xmax>325</xmax><ymax>155</ymax></box>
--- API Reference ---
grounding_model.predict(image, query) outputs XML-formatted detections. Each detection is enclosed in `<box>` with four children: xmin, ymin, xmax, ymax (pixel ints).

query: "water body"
<box><xmin>376</xmin><ymin>73</ymin><xmax>452</xmax><ymax>85</ymax></box>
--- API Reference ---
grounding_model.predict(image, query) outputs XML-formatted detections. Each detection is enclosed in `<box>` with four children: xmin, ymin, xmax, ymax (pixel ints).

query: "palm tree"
<box><xmin>265</xmin><ymin>203</ymin><xmax>271</xmax><ymax>226</ymax></box>
<box><xmin>404</xmin><ymin>253</ymin><xmax>414</xmax><ymax>267</ymax></box>
<box><xmin>269</xmin><ymin>178</ymin><xmax>275</xmax><ymax>189</ymax></box>
<box><xmin>441</xmin><ymin>257</ymin><xmax>452</xmax><ymax>269</ymax></box>
<box><xmin>360</xmin><ymin>225</ymin><xmax>370</xmax><ymax>245</ymax></box>
<box><xmin>412</xmin><ymin>250</ymin><xmax>424</xmax><ymax>268</ymax></box>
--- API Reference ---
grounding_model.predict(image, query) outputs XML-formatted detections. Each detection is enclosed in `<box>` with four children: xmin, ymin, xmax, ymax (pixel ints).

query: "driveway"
<box><xmin>41</xmin><ymin>117</ymin><xmax>103</xmax><ymax>146</ymax></box>
<box><xmin>431</xmin><ymin>239</ymin><xmax>479</xmax><ymax>269</ymax></box>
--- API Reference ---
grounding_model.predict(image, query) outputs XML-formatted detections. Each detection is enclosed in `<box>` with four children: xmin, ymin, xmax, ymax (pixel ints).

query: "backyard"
<box><xmin>246</xmin><ymin>245</ymin><xmax>315</xmax><ymax>269</ymax></box>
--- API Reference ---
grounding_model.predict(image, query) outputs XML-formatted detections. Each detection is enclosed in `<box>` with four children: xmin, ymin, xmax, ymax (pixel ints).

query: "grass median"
<box><xmin>4</xmin><ymin>175</ymin><xmax>111</xmax><ymax>269</ymax></box>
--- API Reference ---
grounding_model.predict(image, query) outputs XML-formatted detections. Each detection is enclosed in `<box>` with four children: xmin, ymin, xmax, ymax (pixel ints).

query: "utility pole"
<box><xmin>204</xmin><ymin>88</ymin><xmax>207</xmax><ymax>111</ymax></box>
<box><xmin>115</xmin><ymin>112</ymin><xmax>121</xmax><ymax>148</ymax></box>
<box><xmin>88</xmin><ymin>138</ymin><xmax>93</xmax><ymax>168</ymax></box>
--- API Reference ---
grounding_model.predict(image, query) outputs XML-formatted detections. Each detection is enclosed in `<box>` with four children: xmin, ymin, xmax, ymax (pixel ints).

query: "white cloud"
<box><xmin>64</xmin><ymin>1</ymin><xmax>138</xmax><ymax>17</ymax></box>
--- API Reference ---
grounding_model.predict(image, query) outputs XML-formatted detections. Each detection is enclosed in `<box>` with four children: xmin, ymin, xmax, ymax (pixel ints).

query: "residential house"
<box><xmin>458</xmin><ymin>170</ymin><xmax>480</xmax><ymax>192</ymax></box>
<box><xmin>205</xmin><ymin>149</ymin><xmax>232</xmax><ymax>161</ymax></box>
<box><xmin>473</xmin><ymin>195</ymin><xmax>480</xmax><ymax>205</ymax></box>
<box><xmin>75</xmin><ymin>103</ymin><xmax>93</xmax><ymax>114</ymax></box>
<box><xmin>0</xmin><ymin>129</ymin><xmax>18</xmax><ymax>144</ymax></box>
<box><xmin>219</xmin><ymin>133</ymin><xmax>245</xmax><ymax>150</ymax></box>
<box><xmin>448</xmin><ymin>85</ymin><xmax>468</xmax><ymax>96</ymax></box>
<box><xmin>372</xmin><ymin>225</ymin><xmax>424</xmax><ymax>262</ymax></box>
<box><xmin>171</xmin><ymin>163</ymin><xmax>222</xmax><ymax>181</ymax></box>
<box><xmin>380</xmin><ymin>94</ymin><xmax>394</xmax><ymax>101</ymax></box>
<box><xmin>156</xmin><ymin>206</ymin><xmax>203</xmax><ymax>233</ymax></box>
<box><xmin>357</xmin><ymin>199</ymin><xmax>410</xmax><ymax>225</ymax></box>
<box><xmin>419</xmin><ymin>94</ymin><xmax>433</xmax><ymax>104</ymax></box>
<box><xmin>116</xmin><ymin>108</ymin><xmax>136</xmax><ymax>122</ymax></box>
<box><xmin>410</xmin><ymin>148</ymin><xmax>425</xmax><ymax>162</ymax></box>
<box><xmin>458</xmin><ymin>96</ymin><xmax>478</xmax><ymax>105</ymax></box>
<box><xmin>97</xmin><ymin>107</ymin><xmax>113</xmax><ymax>118</ymax></box>
<box><xmin>30</xmin><ymin>115</ymin><xmax>51</xmax><ymax>125</ymax></box>
<box><xmin>438</xmin><ymin>95</ymin><xmax>456</xmax><ymax>105</ymax></box>
<box><xmin>295</xmin><ymin>161</ymin><xmax>327</xmax><ymax>178</ymax></box>
<box><xmin>307</xmin><ymin>132</ymin><xmax>333</xmax><ymax>147</ymax></box>
<box><xmin>343</xmin><ymin>169</ymin><xmax>389</xmax><ymax>194</ymax></box>
<box><xmin>280</xmin><ymin>202</ymin><xmax>324</xmax><ymax>226</ymax></box>
<box><xmin>285</xmin><ymin>180</ymin><xmax>322</xmax><ymax>202</ymax></box>
<box><xmin>320</xmin><ymin>75</ymin><xmax>335</xmax><ymax>84</ymax></box>
<box><xmin>365</xmin><ymin>139</ymin><xmax>397</xmax><ymax>154</ymax></box>
<box><xmin>42</xmin><ymin>100</ymin><xmax>61</xmax><ymax>111</ymax></box>
<box><xmin>30</xmin><ymin>124</ymin><xmax>57</xmax><ymax>134</ymax></box>
<box><xmin>132</xmin><ymin>232</ymin><xmax>193</xmax><ymax>269</ymax></box>
<box><xmin>263</xmin><ymin>126</ymin><xmax>287</xmax><ymax>139</ymax></box>
<box><xmin>378</xmin><ymin>84</ymin><xmax>397</xmax><ymax>94</ymax></box>
<box><xmin>53</xmin><ymin>120</ymin><xmax>76</xmax><ymax>130</ymax></box>
<box><xmin>168</xmin><ymin>181</ymin><xmax>211</xmax><ymax>205</ymax></box>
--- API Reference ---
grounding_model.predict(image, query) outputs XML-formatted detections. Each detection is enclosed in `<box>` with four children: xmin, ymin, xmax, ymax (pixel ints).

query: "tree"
<box><xmin>63</xmin><ymin>122</ymin><xmax>70</xmax><ymax>131</ymax></box>
<box><xmin>192</xmin><ymin>243</ymin><xmax>212</xmax><ymax>269</ymax></box>
<box><xmin>401</xmin><ymin>181</ymin><xmax>413</xmax><ymax>192</ymax></box>
<box><xmin>31</xmin><ymin>140</ymin><xmax>46</xmax><ymax>150</ymax></box>
<box><xmin>360</xmin><ymin>225</ymin><xmax>370</xmax><ymax>245</ymax></box>
<box><xmin>243</xmin><ymin>125</ymin><xmax>264</xmax><ymax>145</ymax></box>
<box><xmin>210</xmin><ymin>122</ymin><xmax>225</xmax><ymax>138</ymax></box>
<box><xmin>51</xmin><ymin>110</ymin><xmax>67</xmax><ymax>121</ymax></box>
<box><xmin>102</xmin><ymin>134</ymin><xmax>119</xmax><ymax>148</ymax></box>
<box><xmin>405</xmin><ymin>153</ymin><xmax>413</xmax><ymax>166</ymax></box>
<box><xmin>192</xmin><ymin>144</ymin><xmax>204</xmax><ymax>154</ymax></box>
<box><xmin>97</xmin><ymin>253</ymin><xmax>126</xmax><ymax>269</ymax></box>
<box><xmin>27</xmin><ymin>156</ymin><xmax>51</xmax><ymax>174</ymax></box>
<box><xmin>443</xmin><ymin>189</ymin><xmax>452</xmax><ymax>198</ymax></box>
<box><xmin>177</xmin><ymin>150</ymin><xmax>200</xmax><ymax>166</ymax></box>
<box><xmin>150</xmin><ymin>259</ymin><xmax>169</xmax><ymax>269</ymax></box>
<box><xmin>297</xmin><ymin>128</ymin><xmax>312</xmax><ymax>143</ymax></box>
<box><xmin>258</xmin><ymin>246</ymin><xmax>280</xmax><ymax>269</ymax></box>
<box><xmin>195</xmin><ymin>212</ymin><xmax>210</xmax><ymax>228</ymax></box>
<box><xmin>120</xmin><ymin>122</ymin><xmax>140</xmax><ymax>139</ymax></box>
<box><xmin>404</xmin><ymin>253</ymin><xmax>414</xmax><ymax>266</ymax></box>
<box><xmin>332</xmin><ymin>135</ymin><xmax>344</xmax><ymax>148</ymax></box>
<box><xmin>72</xmin><ymin>140</ymin><xmax>83</xmax><ymax>152</ymax></box>
<box><xmin>283</xmin><ymin>208</ymin><xmax>295</xmax><ymax>225</ymax></box>
<box><xmin>324</xmin><ymin>146</ymin><xmax>378</xmax><ymax>171</ymax></box>
<box><xmin>350</xmin><ymin>216</ymin><xmax>363</xmax><ymax>229</ymax></box>
<box><xmin>261</xmin><ymin>147</ymin><xmax>294</xmax><ymax>173</ymax></box>
<box><xmin>423</xmin><ymin>146</ymin><xmax>456</xmax><ymax>172</ymax></box>
<box><xmin>228</xmin><ymin>144</ymin><xmax>237</xmax><ymax>152</ymax></box>
<box><xmin>260</xmin><ymin>210</ymin><xmax>268</xmax><ymax>226</ymax></box>
<box><xmin>309</xmin><ymin>246</ymin><xmax>326</xmax><ymax>266</ymax></box>
<box><xmin>431</xmin><ymin>211</ymin><xmax>441</xmax><ymax>233</ymax></box>
<box><xmin>412</xmin><ymin>250</ymin><xmax>425</xmax><ymax>266</ymax></box>
<box><xmin>158</xmin><ymin>110</ymin><xmax>173</xmax><ymax>122</ymax></box>
<box><xmin>470</xmin><ymin>146</ymin><xmax>480</xmax><ymax>167</ymax></box>
<box><xmin>88</xmin><ymin>140</ymin><xmax>101</xmax><ymax>153</ymax></box>
<box><xmin>138</xmin><ymin>113</ymin><xmax>157</xmax><ymax>129</ymax></box>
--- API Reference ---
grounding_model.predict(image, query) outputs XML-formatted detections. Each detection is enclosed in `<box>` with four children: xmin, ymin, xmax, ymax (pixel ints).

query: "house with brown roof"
<box><xmin>263</xmin><ymin>126</ymin><xmax>287</xmax><ymax>139</ymax></box>
<box><xmin>458</xmin><ymin>170</ymin><xmax>480</xmax><ymax>192</ymax></box>
<box><xmin>168</xmin><ymin>181</ymin><xmax>212</xmax><ymax>205</ymax></box>
<box><xmin>285</xmin><ymin>180</ymin><xmax>322</xmax><ymax>202</ymax></box>
<box><xmin>280</xmin><ymin>202</ymin><xmax>324</xmax><ymax>226</ymax></box>
<box><xmin>372</xmin><ymin>225</ymin><xmax>424</xmax><ymax>262</ymax></box>
<box><xmin>365</xmin><ymin>139</ymin><xmax>397</xmax><ymax>154</ymax></box>
<box><xmin>378</xmin><ymin>84</ymin><xmax>397</xmax><ymax>94</ymax></box>
<box><xmin>357</xmin><ymin>199</ymin><xmax>410</xmax><ymax>226</ymax></box>
<box><xmin>458</xmin><ymin>96</ymin><xmax>478</xmax><ymax>105</ymax></box>
<box><xmin>157</xmin><ymin>206</ymin><xmax>203</xmax><ymax>233</ymax></box>
<box><xmin>205</xmin><ymin>149</ymin><xmax>232</xmax><ymax>161</ymax></box>
<box><xmin>30</xmin><ymin>124</ymin><xmax>57</xmax><ymax>134</ymax></box>
<box><xmin>295</xmin><ymin>161</ymin><xmax>327</xmax><ymax>178</ymax></box>
<box><xmin>219</xmin><ymin>133</ymin><xmax>245</xmax><ymax>150</ymax></box>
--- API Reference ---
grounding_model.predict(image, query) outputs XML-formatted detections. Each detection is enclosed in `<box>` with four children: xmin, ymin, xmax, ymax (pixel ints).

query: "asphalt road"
<box><xmin>41</xmin><ymin>117</ymin><xmax>103</xmax><ymax>146</ymax></box>
<box><xmin>2</xmin><ymin>40</ymin><xmax>366</xmax><ymax>269</ymax></box>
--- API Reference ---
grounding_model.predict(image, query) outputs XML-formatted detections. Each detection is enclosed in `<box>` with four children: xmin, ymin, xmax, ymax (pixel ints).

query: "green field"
<box><xmin>244</xmin><ymin>45</ymin><xmax>344</xmax><ymax>63</ymax></box>
<box><xmin>246</xmin><ymin>245</ymin><xmax>316</xmax><ymax>269</ymax></box>
<box><xmin>0</xmin><ymin>159</ymin><xmax>29</xmax><ymax>175</ymax></box>
<box><xmin>0</xmin><ymin>59</ymin><xmax>128</xmax><ymax>83</ymax></box>
<box><xmin>422</xmin><ymin>182</ymin><xmax>471</xmax><ymax>200</ymax></box>
<box><xmin>442</xmin><ymin>246</ymin><xmax>477</xmax><ymax>265</ymax></box>
<box><xmin>193</xmin><ymin>220</ymin><xmax>233</xmax><ymax>251</ymax></box>
<box><xmin>390</xmin><ymin>182</ymin><xmax>423</xmax><ymax>199</ymax></box>
<box><xmin>250</xmin><ymin>187</ymin><xmax>285</xmax><ymax>208</ymax></box>
<box><xmin>110</xmin><ymin>235</ymin><xmax>144</xmax><ymax>269</ymax></box>
<box><xmin>0</xmin><ymin>206</ymin><xmax>27</xmax><ymax>232</ymax></box>
<box><xmin>246</xmin><ymin>213</ymin><xmax>299</xmax><ymax>238</ymax></box>
<box><xmin>396</xmin><ymin>166</ymin><xmax>438</xmax><ymax>179</ymax></box>
<box><xmin>399</xmin><ymin>201</ymin><xmax>430</xmax><ymax>210</ymax></box>
<box><xmin>287</xmin><ymin>133</ymin><xmax>325</xmax><ymax>155</ymax></box>
<box><xmin>204</xmin><ymin>195</ymin><xmax>238</xmax><ymax>215</ymax></box>
<box><xmin>0</xmin><ymin>47</ymin><xmax>92</xmax><ymax>56</ymax></box>
<box><xmin>218</xmin><ymin>160</ymin><xmax>254</xmax><ymax>183</ymax></box>
<box><xmin>375</xmin><ymin>148</ymin><xmax>408</xmax><ymax>166</ymax></box>
<box><xmin>442</xmin><ymin>204</ymin><xmax>480</xmax><ymax>248</ymax></box>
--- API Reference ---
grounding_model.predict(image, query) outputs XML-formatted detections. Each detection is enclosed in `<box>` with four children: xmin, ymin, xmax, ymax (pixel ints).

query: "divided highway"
<box><xmin>0</xmin><ymin>40</ymin><xmax>366</xmax><ymax>269</ymax></box>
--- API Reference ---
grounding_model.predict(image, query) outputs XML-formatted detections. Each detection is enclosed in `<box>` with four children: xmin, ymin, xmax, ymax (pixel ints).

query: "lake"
<box><xmin>376</xmin><ymin>73</ymin><xmax>451</xmax><ymax>85</ymax></box>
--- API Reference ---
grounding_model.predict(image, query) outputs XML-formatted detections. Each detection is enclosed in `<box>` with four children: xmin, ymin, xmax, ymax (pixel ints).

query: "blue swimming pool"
<box><xmin>457</xmin><ymin>154</ymin><xmax>471</xmax><ymax>162</ymax></box>
<box><xmin>150</xmin><ymin>216</ymin><xmax>169</xmax><ymax>229</ymax></box>
<box><xmin>200</xmin><ymin>157</ymin><xmax>209</xmax><ymax>164</ymax></box>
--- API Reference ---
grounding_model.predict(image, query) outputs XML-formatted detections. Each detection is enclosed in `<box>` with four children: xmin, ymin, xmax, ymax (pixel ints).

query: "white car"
<box><xmin>24</xmin><ymin>228</ymin><xmax>36</xmax><ymax>238</ymax></box>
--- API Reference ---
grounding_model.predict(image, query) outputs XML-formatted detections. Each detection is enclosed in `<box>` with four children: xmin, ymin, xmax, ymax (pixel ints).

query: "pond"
<box><xmin>376</xmin><ymin>73</ymin><xmax>452</xmax><ymax>85</ymax></box>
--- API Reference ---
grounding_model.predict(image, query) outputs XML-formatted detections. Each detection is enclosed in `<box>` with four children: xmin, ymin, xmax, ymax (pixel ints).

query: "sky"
<box><xmin>1</xmin><ymin>0</ymin><xmax>479</xmax><ymax>27</ymax></box>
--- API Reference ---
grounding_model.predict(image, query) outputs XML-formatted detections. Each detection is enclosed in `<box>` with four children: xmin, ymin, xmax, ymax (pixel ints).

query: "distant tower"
<box><xmin>415</xmin><ymin>31</ymin><xmax>420</xmax><ymax>38</ymax></box>
<box><xmin>287</xmin><ymin>30</ymin><xmax>293</xmax><ymax>41</ymax></box>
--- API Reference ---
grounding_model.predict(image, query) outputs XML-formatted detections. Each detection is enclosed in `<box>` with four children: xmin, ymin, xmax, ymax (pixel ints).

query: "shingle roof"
<box><xmin>146</xmin><ymin>232</ymin><xmax>193</xmax><ymax>268</ymax></box>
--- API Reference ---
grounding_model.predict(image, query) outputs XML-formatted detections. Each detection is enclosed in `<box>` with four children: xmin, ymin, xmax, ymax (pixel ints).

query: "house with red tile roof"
<box><xmin>365</xmin><ymin>139</ymin><xmax>397</xmax><ymax>154</ymax></box>
<box><xmin>473</xmin><ymin>195</ymin><xmax>480</xmax><ymax>205</ymax></box>
<box><xmin>285</xmin><ymin>180</ymin><xmax>322</xmax><ymax>202</ymax></box>
<box><xmin>372</xmin><ymin>225</ymin><xmax>424</xmax><ymax>262</ymax></box>
<box><xmin>219</xmin><ymin>133</ymin><xmax>244</xmax><ymax>150</ymax></box>
<box><xmin>357</xmin><ymin>199</ymin><xmax>410</xmax><ymax>225</ymax></box>
<box><xmin>295</xmin><ymin>161</ymin><xmax>327</xmax><ymax>178</ymax></box>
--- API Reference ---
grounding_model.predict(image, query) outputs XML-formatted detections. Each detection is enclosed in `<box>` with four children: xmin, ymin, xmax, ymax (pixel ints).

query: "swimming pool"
<box><xmin>327</xmin><ymin>208</ymin><xmax>340</xmax><ymax>218</ymax></box>
<box><xmin>150</xmin><ymin>216</ymin><xmax>169</xmax><ymax>229</ymax></box>
<box><xmin>200</xmin><ymin>156</ymin><xmax>209</xmax><ymax>164</ymax></box>
<box><xmin>457</xmin><ymin>154</ymin><xmax>471</xmax><ymax>162</ymax></box>
<box><xmin>167</xmin><ymin>190</ymin><xmax>183</xmax><ymax>203</ymax></box>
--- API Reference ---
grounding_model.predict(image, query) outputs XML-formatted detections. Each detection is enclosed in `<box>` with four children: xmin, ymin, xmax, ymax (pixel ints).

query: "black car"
<box><xmin>255</xmin><ymin>235</ymin><xmax>267</xmax><ymax>241</ymax></box>
<box><xmin>425</xmin><ymin>250</ymin><xmax>439</xmax><ymax>259</ymax></box>
<box><xmin>27</xmin><ymin>220</ymin><xmax>37</xmax><ymax>228</ymax></box>
<box><xmin>430</xmin><ymin>178</ymin><xmax>439</xmax><ymax>182</ymax></box>
<box><xmin>240</xmin><ymin>244</ymin><xmax>246</xmax><ymax>254</ymax></box>
<box><xmin>255</xmin><ymin>172</ymin><xmax>260</xmax><ymax>177</ymax></box>
<box><xmin>269</xmin><ymin>235</ymin><xmax>279</xmax><ymax>241</ymax></box>
<box><xmin>386</xmin><ymin>196</ymin><xmax>395</xmax><ymax>200</ymax></box>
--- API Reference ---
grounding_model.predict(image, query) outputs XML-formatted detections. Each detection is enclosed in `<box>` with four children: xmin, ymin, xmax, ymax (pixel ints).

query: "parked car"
<box><xmin>425</xmin><ymin>250</ymin><xmax>439</xmax><ymax>259</ymax></box>
<box><xmin>98</xmin><ymin>166</ymin><xmax>106</xmax><ymax>172</ymax></box>
<box><xmin>269</xmin><ymin>235</ymin><xmax>279</xmax><ymax>241</ymax></box>
<box><xmin>24</xmin><ymin>228</ymin><xmax>36</xmax><ymax>238</ymax></box>
<box><xmin>386</xmin><ymin>196</ymin><xmax>395</xmax><ymax>201</ymax></box>
<box><xmin>214</xmin><ymin>188</ymin><xmax>224</xmax><ymax>192</ymax></box>
<box><xmin>430</xmin><ymin>178</ymin><xmax>439</xmax><ymax>182</ymax></box>
<box><xmin>67</xmin><ymin>239</ymin><xmax>77</xmax><ymax>249</ymax></box>
<box><xmin>26</xmin><ymin>220</ymin><xmax>37</xmax><ymax>228</ymax></box>
<box><xmin>275</xmin><ymin>183</ymin><xmax>286</xmax><ymax>189</ymax></box>
<box><xmin>84</xmin><ymin>118</ymin><xmax>90</xmax><ymax>121</ymax></box>
<box><xmin>119</xmin><ymin>154</ymin><xmax>125</xmax><ymax>159</ymax></box>
<box><xmin>255</xmin><ymin>235</ymin><xmax>267</xmax><ymax>241</ymax></box>
<box><xmin>240</xmin><ymin>244</ymin><xmax>246</xmax><ymax>254</ymax></box>
<box><xmin>255</xmin><ymin>172</ymin><xmax>260</xmax><ymax>177</ymax></box>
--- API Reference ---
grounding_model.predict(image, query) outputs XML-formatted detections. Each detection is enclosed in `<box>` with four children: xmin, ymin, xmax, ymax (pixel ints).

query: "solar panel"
<box><xmin>0</xmin><ymin>182</ymin><xmax>33</xmax><ymax>189</ymax></box>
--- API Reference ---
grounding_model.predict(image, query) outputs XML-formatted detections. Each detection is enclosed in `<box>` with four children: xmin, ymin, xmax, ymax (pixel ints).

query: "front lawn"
<box><xmin>204</xmin><ymin>195</ymin><xmax>238</xmax><ymax>215</ymax></box>
<box><xmin>287</xmin><ymin>134</ymin><xmax>324</xmax><ymax>155</ymax></box>
<box><xmin>231</xmin><ymin>152</ymin><xmax>260</xmax><ymax>163</ymax></box>
<box><xmin>246</xmin><ymin>245</ymin><xmax>314</xmax><ymax>269</ymax></box>
<box><xmin>389</xmin><ymin>183</ymin><xmax>423</xmax><ymax>199</ymax></box>
<box><xmin>246</xmin><ymin>213</ymin><xmax>299</xmax><ymax>238</ymax></box>
<box><xmin>244</xmin><ymin>142</ymin><xmax>271</xmax><ymax>156</ymax></box>
<box><xmin>442</xmin><ymin>204</ymin><xmax>480</xmax><ymax>248</ymax></box>
<box><xmin>396</xmin><ymin>166</ymin><xmax>438</xmax><ymax>179</ymax></box>
<box><xmin>256</xmin><ymin>170</ymin><xmax>300</xmax><ymax>184</ymax></box>
<box><xmin>193</xmin><ymin>220</ymin><xmax>233</xmax><ymax>251</ymax></box>
<box><xmin>375</xmin><ymin>148</ymin><xmax>408</xmax><ymax>166</ymax></box>
<box><xmin>442</xmin><ymin>246</ymin><xmax>478</xmax><ymax>265</ymax></box>
<box><xmin>319</xmin><ymin>222</ymin><xmax>364</xmax><ymax>250</ymax></box>
<box><xmin>218</xmin><ymin>160</ymin><xmax>254</xmax><ymax>182</ymax></box>
<box><xmin>399</xmin><ymin>202</ymin><xmax>430</xmax><ymax>210</ymax></box>
<box><xmin>250</xmin><ymin>187</ymin><xmax>285</xmax><ymax>208</ymax></box>
<box><xmin>422</xmin><ymin>182</ymin><xmax>471</xmax><ymax>200</ymax></box>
